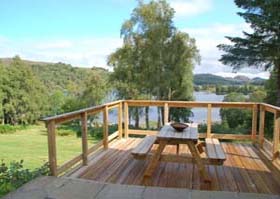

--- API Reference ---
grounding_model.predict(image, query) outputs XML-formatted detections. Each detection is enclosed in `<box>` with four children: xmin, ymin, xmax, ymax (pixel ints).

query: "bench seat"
<box><xmin>131</xmin><ymin>136</ymin><xmax>157</xmax><ymax>159</ymax></box>
<box><xmin>205</xmin><ymin>138</ymin><xmax>226</xmax><ymax>164</ymax></box>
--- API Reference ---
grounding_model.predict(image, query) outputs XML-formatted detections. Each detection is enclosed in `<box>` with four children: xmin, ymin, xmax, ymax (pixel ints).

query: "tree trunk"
<box><xmin>161</xmin><ymin>107</ymin><xmax>164</xmax><ymax>125</ymax></box>
<box><xmin>145</xmin><ymin>107</ymin><xmax>149</xmax><ymax>129</ymax></box>
<box><xmin>157</xmin><ymin>107</ymin><xmax>161</xmax><ymax>129</ymax></box>
<box><xmin>135</xmin><ymin>108</ymin><xmax>139</xmax><ymax>128</ymax></box>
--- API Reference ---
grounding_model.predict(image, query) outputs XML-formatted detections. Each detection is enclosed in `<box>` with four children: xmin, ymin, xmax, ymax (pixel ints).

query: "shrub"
<box><xmin>57</xmin><ymin>129</ymin><xmax>73</xmax><ymax>136</ymax></box>
<box><xmin>0</xmin><ymin>160</ymin><xmax>49</xmax><ymax>197</ymax></box>
<box><xmin>88</xmin><ymin>124</ymin><xmax>118</xmax><ymax>139</ymax></box>
<box><xmin>57</xmin><ymin>125</ymin><xmax>79</xmax><ymax>137</ymax></box>
<box><xmin>198</xmin><ymin>121</ymin><xmax>251</xmax><ymax>135</ymax></box>
<box><xmin>0</xmin><ymin>125</ymin><xmax>28</xmax><ymax>134</ymax></box>
<box><xmin>56</xmin><ymin>123</ymin><xmax>119</xmax><ymax>139</ymax></box>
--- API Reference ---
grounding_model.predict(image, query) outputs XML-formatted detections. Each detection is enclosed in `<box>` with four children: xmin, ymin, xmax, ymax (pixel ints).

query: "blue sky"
<box><xmin>0</xmin><ymin>0</ymin><xmax>269</xmax><ymax>78</ymax></box>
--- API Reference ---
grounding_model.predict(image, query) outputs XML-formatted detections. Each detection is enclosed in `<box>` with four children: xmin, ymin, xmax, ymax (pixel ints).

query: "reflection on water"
<box><xmin>104</xmin><ymin>91</ymin><xmax>225</xmax><ymax>124</ymax></box>
<box><xmin>191</xmin><ymin>91</ymin><xmax>225</xmax><ymax>123</ymax></box>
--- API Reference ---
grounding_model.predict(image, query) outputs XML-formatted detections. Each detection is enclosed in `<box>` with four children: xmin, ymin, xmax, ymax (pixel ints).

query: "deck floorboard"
<box><xmin>73</xmin><ymin>138</ymin><xmax>280</xmax><ymax>195</ymax></box>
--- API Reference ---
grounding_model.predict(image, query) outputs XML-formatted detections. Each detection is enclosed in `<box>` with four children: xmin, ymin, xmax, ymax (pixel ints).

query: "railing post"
<box><xmin>164</xmin><ymin>103</ymin><xmax>169</xmax><ymax>125</ymax></box>
<box><xmin>259</xmin><ymin>105</ymin><xmax>265</xmax><ymax>148</ymax></box>
<box><xmin>272</xmin><ymin>111</ymin><xmax>280</xmax><ymax>160</ymax></box>
<box><xmin>251</xmin><ymin>104</ymin><xmax>258</xmax><ymax>141</ymax></box>
<box><xmin>47</xmin><ymin>120</ymin><xmax>57</xmax><ymax>176</ymax></box>
<box><xmin>207</xmin><ymin>104</ymin><xmax>212</xmax><ymax>138</ymax></box>
<box><xmin>124</xmin><ymin>101</ymin><xmax>129</xmax><ymax>139</ymax></box>
<box><xmin>81</xmin><ymin>112</ymin><xmax>88</xmax><ymax>165</ymax></box>
<box><xmin>103</xmin><ymin>106</ymin><xmax>109</xmax><ymax>149</ymax></box>
<box><xmin>118</xmin><ymin>102</ymin><xmax>123</xmax><ymax>139</ymax></box>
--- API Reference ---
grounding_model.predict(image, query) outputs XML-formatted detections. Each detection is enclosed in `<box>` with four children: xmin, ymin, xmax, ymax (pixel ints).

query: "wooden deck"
<box><xmin>69</xmin><ymin>138</ymin><xmax>280</xmax><ymax>195</ymax></box>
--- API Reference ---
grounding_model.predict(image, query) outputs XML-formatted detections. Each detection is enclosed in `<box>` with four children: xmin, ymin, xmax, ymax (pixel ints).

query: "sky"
<box><xmin>0</xmin><ymin>0</ymin><xmax>269</xmax><ymax>79</ymax></box>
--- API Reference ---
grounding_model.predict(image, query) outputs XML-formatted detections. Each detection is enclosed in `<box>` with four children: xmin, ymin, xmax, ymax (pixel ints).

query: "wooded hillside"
<box><xmin>0</xmin><ymin>57</ymin><xmax>110</xmax><ymax>124</ymax></box>
<box><xmin>194</xmin><ymin>73</ymin><xmax>266</xmax><ymax>86</ymax></box>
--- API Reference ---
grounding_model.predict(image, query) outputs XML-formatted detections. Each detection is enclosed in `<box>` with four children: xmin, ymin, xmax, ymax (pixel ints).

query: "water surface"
<box><xmin>105</xmin><ymin>91</ymin><xmax>225</xmax><ymax>124</ymax></box>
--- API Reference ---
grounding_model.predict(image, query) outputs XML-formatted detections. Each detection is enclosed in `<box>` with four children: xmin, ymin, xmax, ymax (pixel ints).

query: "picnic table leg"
<box><xmin>176</xmin><ymin>144</ymin><xmax>180</xmax><ymax>155</ymax></box>
<box><xmin>143</xmin><ymin>140</ymin><xmax>167</xmax><ymax>185</ymax></box>
<box><xmin>187</xmin><ymin>141</ymin><xmax>211</xmax><ymax>183</ymax></box>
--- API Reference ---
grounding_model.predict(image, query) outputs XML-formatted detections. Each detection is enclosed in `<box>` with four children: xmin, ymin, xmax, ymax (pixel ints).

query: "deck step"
<box><xmin>131</xmin><ymin>136</ymin><xmax>157</xmax><ymax>158</ymax></box>
<box><xmin>205</xmin><ymin>138</ymin><xmax>226</xmax><ymax>164</ymax></box>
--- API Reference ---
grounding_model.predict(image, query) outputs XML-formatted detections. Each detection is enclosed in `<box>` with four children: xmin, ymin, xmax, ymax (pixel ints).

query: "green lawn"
<box><xmin>0</xmin><ymin>124</ymin><xmax>100</xmax><ymax>170</ymax></box>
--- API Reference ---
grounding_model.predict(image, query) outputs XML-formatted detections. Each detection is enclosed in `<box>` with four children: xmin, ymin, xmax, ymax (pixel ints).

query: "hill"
<box><xmin>0</xmin><ymin>58</ymin><xmax>109</xmax><ymax>92</ymax></box>
<box><xmin>194</xmin><ymin>73</ymin><xmax>266</xmax><ymax>86</ymax></box>
<box><xmin>1</xmin><ymin>58</ymin><xmax>266</xmax><ymax>90</ymax></box>
<box><xmin>0</xmin><ymin>58</ymin><xmax>51</xmax><ymax>66</ymax></box>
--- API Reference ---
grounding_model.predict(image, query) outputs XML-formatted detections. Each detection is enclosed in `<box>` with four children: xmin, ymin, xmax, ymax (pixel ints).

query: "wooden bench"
<box><xmin>131</xmin><ymin>136</ymin><xmax>157</xmax><ymax>159</ymax></box>
<box><xmin>205</xmin><ymin>138</ymin><xmax>226</xmax><ymax>165</ymax></box>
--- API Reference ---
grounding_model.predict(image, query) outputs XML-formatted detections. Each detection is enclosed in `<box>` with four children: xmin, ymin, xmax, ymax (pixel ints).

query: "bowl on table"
<box><xmin>170</xmin><ymin>122</ymin><xmax>188</xmax><ymax>132</ymax></box>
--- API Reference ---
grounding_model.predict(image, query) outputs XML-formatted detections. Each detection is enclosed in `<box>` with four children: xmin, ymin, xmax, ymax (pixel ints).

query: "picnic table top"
<box><xmin>157</xmin><ymin>123</ymin><xmax>198</xmax><ymax>141</ymax></box>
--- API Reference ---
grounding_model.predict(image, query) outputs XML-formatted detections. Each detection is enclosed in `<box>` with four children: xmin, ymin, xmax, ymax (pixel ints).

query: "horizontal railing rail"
<box><xmin>43</xmin><ymin>100</ymin><xmax>280</xmax><ymax>176</ymax></box>
<box><xmin>124</xmin><ymin>100</ymin><xmax>258</xmax><ymax>140</ymax></box>
<box><xmin>42</xmin><ymin>100</ymin><xmax>123</xmax><ymax>124</ymax></box>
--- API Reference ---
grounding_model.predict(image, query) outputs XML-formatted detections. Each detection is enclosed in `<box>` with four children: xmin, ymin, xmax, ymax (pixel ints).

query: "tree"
<box><xmin>81</xmin><ymin>71</ymin><xmax>108</xmax><ymax>107</ymax></box>
<box><xmin>220</xmin><ymin>92</ymin><xmax>251</xmax><ymax>129</ymax></box>
<box><xmin>108</xmin><ymin>0</ymin><xmax>199</xmax><ymax>126</ymax></box>
<box><xmin>265</xmin><ymin>69</ymin><xmax>277</xmax><ymax>105</ymax></box>
<box><xmin>249</xmin><ymin>90</ymin><xmax>266</xmax><ymax>102</ymax></box>
<box><xmin>62</xmin><ymin>70</ymin><xmax>109</xmax><ymax>113</ymax></box>
<box><xmin>48</xmin><ymin>90</ymin><xmax>65</xmax><ymax>115</ymax></box>
<box><xmin>1</xmin><ymin>56</ymin><xmax>48</xmax><ymax>124</ymax></box>
<box><xmin>218</xmin><ymin>0</ymin><xmax>280</xmax><ymax>106</ymax></box>
<box><xmin>0</xmin><ymin>62</ymin><xmax>5</xmax><ymax>123</ymax></box>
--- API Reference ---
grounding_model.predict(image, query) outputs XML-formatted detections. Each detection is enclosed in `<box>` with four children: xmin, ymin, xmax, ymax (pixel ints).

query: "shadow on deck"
<box><xmin>66</xmin><ymin>138</ymin><xmax>280</xmax><ymax>195</ymax></box>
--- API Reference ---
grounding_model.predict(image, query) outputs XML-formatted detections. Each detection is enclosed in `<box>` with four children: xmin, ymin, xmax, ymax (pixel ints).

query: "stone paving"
<box><xmin>2</xmin><ymin>176</ymin><xmax>280</xmax><ymax>199</ymax></box>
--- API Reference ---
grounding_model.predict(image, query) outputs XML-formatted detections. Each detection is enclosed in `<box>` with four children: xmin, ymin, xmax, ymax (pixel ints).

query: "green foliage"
<box><xmin>80</xmin><ymin>71</ymin><xmax>108</xmax><ymax>107</ymax></box>
<box><xmin>57</xmin><ymin>128</ymin><xmax>73</xmax><ymax>136</ymax></box>
<box><xmin>0</xmin><ymin>57</ymin><xmax>110</xmax><ymax>125</ymax></box>
<box><xmin>0</xmin><ymin>160</ymin><xmax>49</xmax><ymax>197</ymax></box>
<box><xmin>1</xmin><ymin>56</ymin><xmax>48</xmax><ymax>125</ymax></box>
<box><xmin>218</xmin><ymin>0</ymin><xmax>280</xmax><ymax>106</ymax></box>
<box><xmin>215</xmin><ymin>84</ymin><xmax>261</xmax><ymax>95</ymax></box>
<box><xmin>48</xmin><ymin>90</ymin><xmax>65</xmax><ymax>115</ymax></box>
<box><xmin>57</xmin><ymin>124</ymin><xmax>118</xmax><ymax>139</ymax></box>
<box><xmin>30</xmin><ymin>62</ymin><xmax>90</xmax><ymax>93</ymax></box>
<box><xmin>221</xmin><ymin>92</ymin><xmax>251</xmax><ymax>129</ymax></box>
<box><xmin>88</xmin><ymin>124</ymin><xmax>118</xmax><ymax>139</ymax></box>
<box><xmin>198</xmin><ymin>122</ymin><xmax>250</xmax><ymax>135</ymax></box>
<box><xmin>264</xmin><ymin>71</ymin><xmax>277</xmax><ymax>138</ymax></box>
<box><xmin>249</xmin><ymin>90</ymin><xmax>266</xmax><ymax>102</ymax></box>
<box><xmin>169</xmin><ymin>108</ymin><xmax>192</xmax><ymax>123</ymax></box>
<box><xmin>198</xmin><ymin>91</ymin><xmax>266</xmax><ymax>136</ymax></box>
<box><xmin>265</xmin><ymin>70</ymin><xmax>277</xmax><ymax>105</ymax></box>
<box><xmin>0</xmin><ymin>125</ymin><xmax>29</xmax><ymax>134</ymax></box>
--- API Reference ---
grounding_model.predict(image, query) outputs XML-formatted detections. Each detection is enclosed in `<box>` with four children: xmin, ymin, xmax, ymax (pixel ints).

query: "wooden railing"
<box><xmin>42</xmin><ymin>100</ymin><xmax>123</xmax><ymax>176</ymax></box>
<box><xmin>259</xmin><ymin>103</ymin><xmax>280</xmax><ymax>159</ymax></box>
<box><xmin>43</xmin><ymin>100</ymin><xmax>280</xmax><ymax>176</ymax></box>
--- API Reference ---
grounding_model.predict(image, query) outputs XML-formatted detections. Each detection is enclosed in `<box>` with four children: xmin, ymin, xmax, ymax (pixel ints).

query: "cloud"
<box><xmin>182</xmin><ymin>23</ymin><xmax>269</xmax><ymax>78</ymax></box>
<box><xmin>0</xmin><ymin>37</ymin><xmax>122</xmax><ymax>69</ymax></box>
<box><xmin>35</xmin><ymin>40</ymin><xmax>73</xmax><ymax>50</ymax></box>
<box><xmin>0</xmin><ymin>22</ymin><xmax>268</xmax><ymax>79</ymax></box>
<box><xmin>170</xmin><ymin>0</ymin><xmax>212</xmax><ymax>17</ymax></box>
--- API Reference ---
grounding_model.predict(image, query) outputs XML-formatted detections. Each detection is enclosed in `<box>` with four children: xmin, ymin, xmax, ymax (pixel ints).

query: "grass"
<box><xmin>0</xmin><ymin>124</ymin><xmax>100</xmax><ymax>170</ymax></box>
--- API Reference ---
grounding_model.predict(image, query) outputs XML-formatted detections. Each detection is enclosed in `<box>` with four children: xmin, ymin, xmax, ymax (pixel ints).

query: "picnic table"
<box><xmin>131</xmin><ymin>123</ymin><xmax>226</xmax><ymax>185</ymax></box>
